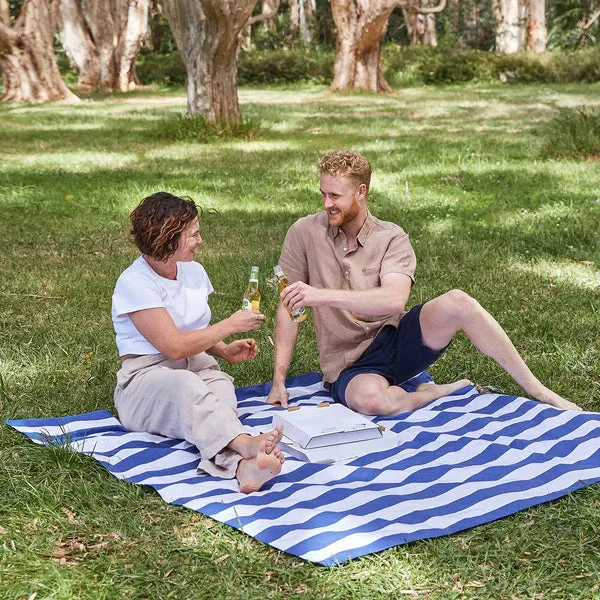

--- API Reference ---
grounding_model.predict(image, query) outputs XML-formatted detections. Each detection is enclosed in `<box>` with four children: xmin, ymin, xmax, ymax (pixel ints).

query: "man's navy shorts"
<box><xmin>329</xmin><ymin>304</ymin><xmax>446</xmax><ymax>406</ymax></box>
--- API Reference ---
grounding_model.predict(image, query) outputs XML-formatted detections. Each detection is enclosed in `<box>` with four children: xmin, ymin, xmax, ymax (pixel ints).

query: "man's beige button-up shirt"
<box><xmin>278</xmin><ymin>210</ymin><xmax>417</xmax><ymax>384</ymax></box>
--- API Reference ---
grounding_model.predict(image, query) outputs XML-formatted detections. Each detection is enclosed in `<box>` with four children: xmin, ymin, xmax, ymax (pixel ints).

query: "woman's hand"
<box><xmin>223</xmin><ymin>339</ymin><xmax>258</xmax><ymax>362</ymax></box>
<box><xmin>226</xmin><ymin>309</ymin><xmax>265</xmax><ymax>334</ymax></box>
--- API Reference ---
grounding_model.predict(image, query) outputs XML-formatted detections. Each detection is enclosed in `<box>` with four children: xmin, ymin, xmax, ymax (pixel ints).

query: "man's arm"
<box><xmin>266</xmin><ymin>302</ymin><xmax>300</xmax><ymax>407</ymax></box>
<box><xmin>280</xmin><ymin>272</ymin><xmax>412</xmax><ymax>317</ymax></box>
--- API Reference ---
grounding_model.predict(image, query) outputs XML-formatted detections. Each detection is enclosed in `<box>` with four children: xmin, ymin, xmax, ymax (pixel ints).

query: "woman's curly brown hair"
<box><xmin>130</xmin><ymin>192</ymin><xmax>199</xmax><ymax>261</ymax></box>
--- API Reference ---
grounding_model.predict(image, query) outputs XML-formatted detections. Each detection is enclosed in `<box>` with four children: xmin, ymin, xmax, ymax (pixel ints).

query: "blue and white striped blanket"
<box><xmin>7</xmin><ymin>372</ymin><xmax>600</xmax><ymax>566</ymax></box>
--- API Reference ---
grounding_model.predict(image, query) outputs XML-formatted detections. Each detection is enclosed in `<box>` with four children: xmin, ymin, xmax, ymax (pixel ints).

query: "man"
<box><xmin>267</xmin><ymin>149</ymin><xmax>580</xmax><ymax>415</ymax></box>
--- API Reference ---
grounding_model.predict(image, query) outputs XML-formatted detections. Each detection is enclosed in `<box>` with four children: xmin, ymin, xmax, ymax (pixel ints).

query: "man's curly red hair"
<box><xmin>317</xmin><ymin>150</ymin><xmax>372</xmax><ymax>192</ymax></box>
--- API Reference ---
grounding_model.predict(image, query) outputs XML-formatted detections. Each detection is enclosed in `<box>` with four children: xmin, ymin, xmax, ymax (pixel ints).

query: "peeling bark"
<box><xmin>525</xmin><ymin>0</ymin><xmax>546</xmax><ymax>52</ymax></box>
<box><xmin>162</xmin><ymin>0</ymin><xmax>258</xmax><ymax>124</ymax></box>
<box><xmin>402</xmin><ymin>0</ymin><xmax>438</xmax><ymax>46</ymax></box>
<box><xmin>58</xmin><ymin>0</ymin><xmax>149</xmax><ymax>93</ymax></box>
<box><xmin>493</xmin><ymin>0</ymin><xmax>525</xmax><ymax>52</ymax></box>
<box><xmin>330</xmin><ymin>0</ymin><xmax>445</xmax><ymax>92</ymax></box>
<box><xmin>0</xmin><ymin>0</ymin><xmax>79</xmax><ymax>103</ymax></box>
<box><xmin>330</xmin><ymin>0</ymin><xmax>394</xmax><ymax>92</ymax></box>
<box><xmin>290</xmin><ymin>0</ymin><xmax>315</xmax><ymax>43</ymax></box>
<box><xmin>261</xmin><ymin>0</ymin><xmax>277</xmax><ymax>30</ymax></box>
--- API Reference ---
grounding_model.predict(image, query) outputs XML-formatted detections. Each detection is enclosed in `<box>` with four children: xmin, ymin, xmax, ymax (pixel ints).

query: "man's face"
<box><xmin>320</xmin><ymin>173</ymin><xmax>366</xmax><ymax>229</ymax></box>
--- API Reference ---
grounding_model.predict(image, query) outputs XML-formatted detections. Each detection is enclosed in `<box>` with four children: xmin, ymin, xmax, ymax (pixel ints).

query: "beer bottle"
<box><xmin>242</xmin><ymin>266</ymin><xmax>261</xmax><ymax>310</ymax></box>
<box><xmin>274</xmin><ymin>265</ymin><xmax>307</xmax><ymax>323</ymax></box>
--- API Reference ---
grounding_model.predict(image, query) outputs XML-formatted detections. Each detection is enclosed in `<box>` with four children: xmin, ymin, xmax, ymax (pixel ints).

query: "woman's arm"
<box><xmin>129</xmin><ymin>307</ymin><xmax>263</xmax><ymax>360</ymax></box>
<box><xmin>208</xmin><ymin>339</ymin><xmax>258</xmax><ymax>362</ymax></box>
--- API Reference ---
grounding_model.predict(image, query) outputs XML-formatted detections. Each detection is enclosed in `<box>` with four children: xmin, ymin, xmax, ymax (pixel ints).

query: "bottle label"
<box><xmin>242</xmin><ymin>298</ymin><xmax>252</xmax><ymax>310</ymax></box>
<box><xmin>292</xmin><ymin>306</ymin><xmax>306</xmax><ymax>318</ymax></box>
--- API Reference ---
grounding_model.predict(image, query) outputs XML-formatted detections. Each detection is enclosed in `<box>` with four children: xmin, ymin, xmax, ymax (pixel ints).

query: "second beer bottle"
<box><xmin>273</xmin><ymin>265</ymin><xmax>307</xmax><ymax>323</ymax></box>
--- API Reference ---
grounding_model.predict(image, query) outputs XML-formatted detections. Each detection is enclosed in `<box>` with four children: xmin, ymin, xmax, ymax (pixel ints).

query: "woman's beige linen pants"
<box><xmin>114</xmin><ymin>352</ymin><xmax>244</xmax><ymax>478</ymax></box>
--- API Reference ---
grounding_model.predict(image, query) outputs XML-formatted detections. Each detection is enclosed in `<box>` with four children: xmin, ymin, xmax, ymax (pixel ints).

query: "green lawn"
<box><xmin>1</xmin><ymin>83</ymin><xmax>599</xmax><ymax>599</ymax></box>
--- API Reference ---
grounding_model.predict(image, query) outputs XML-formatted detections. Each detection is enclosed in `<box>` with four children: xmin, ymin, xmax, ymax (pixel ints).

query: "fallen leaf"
<box><xmin>61</xmin><ymin>507</ymin><xmax>79</xmax><ymax>524</ymax></box>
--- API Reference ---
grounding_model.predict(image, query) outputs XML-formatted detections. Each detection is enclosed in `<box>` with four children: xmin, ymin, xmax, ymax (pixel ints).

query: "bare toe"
<box><xmin>264</xmin><ymin>425</ymin><xmax>283</xmax><ymax>455</ymax></box>
<box><xmin>237</xmin><ymin>439</ymin><xmax>284</xmax><ymax>494</ymax></box>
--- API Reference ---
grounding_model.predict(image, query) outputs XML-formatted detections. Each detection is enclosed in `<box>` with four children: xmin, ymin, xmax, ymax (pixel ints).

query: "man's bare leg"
<box><xmin>345</xmin><ymin>373</ymin><xmax>472</xmax><ymax>416</ymax></box>
<box><xmin>419</xmin><ymin>290</ymin><xmax>581</xmax><ymax>411</ymax></box>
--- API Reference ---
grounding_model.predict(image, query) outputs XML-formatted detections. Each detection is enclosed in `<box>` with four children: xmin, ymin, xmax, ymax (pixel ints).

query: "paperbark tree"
<box><xmin>58</xmin><ymin>0</ymin><xmax>149</xmax><ymax>93</ymax></box>
<box><xmin>330</xmin><ymin>0</ymin><xmax>446</xmax><ymax>92</ymax></box>
<box><xmin>402</xmin><ymin>0</ymin><xmax>438</xmax><ymax>46</ymax></box>
<box><xmin>162</xmin><ymin>0</ymin><xmax>275</xmax><ymax>125</ymax></box>
<box><xmin>492</xmin><ymin>0</ymin><xmax>524</xmax><ymax>52</ymax></box>
<box><xmin>493</xmin><ymin>0</ymin><xmax>546</xmax><ymax>53</ymax></box>
<box><xmin>0</xmin><ymin>0</ymin><xmax>79</xmax><ymax>102</ymax></box>
<box><xmin>524</xmin><ymin>0</ymin><xmax>546</xmax><ymax>52</ymax></box>
<box><xmin>261</xmin><ymin>0</ymin><xmax>278</xmax><ymax>30</ymax></box>
<box><xmin>290</xmin><ymin>0</ymin><xmax>316</xmax><ymax>43</ymax></box>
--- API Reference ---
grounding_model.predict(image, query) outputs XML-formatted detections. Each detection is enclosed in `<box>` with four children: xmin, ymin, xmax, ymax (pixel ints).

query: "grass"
<box><xmin>1</xmin><ymin>82</ymin><xmax>600</xmax><ymax>599</ymax></box>
<box><xmin>540</xmin><ymin>106</ymin><xmax>600</xmax><ymax>159</ymax></box>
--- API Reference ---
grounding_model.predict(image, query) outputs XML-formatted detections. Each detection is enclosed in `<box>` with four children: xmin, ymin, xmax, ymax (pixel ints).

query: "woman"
<box><xmin>112</xmin><ymin>192</ymin><xmax>284</xmax><ymax>493</ymax></box>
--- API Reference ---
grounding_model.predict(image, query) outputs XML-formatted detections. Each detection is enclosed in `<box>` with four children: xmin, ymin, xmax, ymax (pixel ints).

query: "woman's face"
<box><xmin>171</xmin><ymin>217</ymin><xmax>203</xmax><ymax>263</ymax></box>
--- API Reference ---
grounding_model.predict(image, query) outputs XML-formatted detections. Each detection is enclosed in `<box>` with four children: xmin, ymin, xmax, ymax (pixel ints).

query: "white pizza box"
<box><xmin>278</xmin><ymin>429</ymin><xmax>399</xmax><ymax>464</ymax></box>
<box><xmin>271</xmin><ymin>403</ymin><xmax>382</xmax><ymax>449</ymax></box>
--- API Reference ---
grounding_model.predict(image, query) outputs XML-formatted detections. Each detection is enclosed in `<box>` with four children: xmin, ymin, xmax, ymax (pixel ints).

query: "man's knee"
<box><xmin>345</xmin><ymin>382</ymin><xmax>389</xmax><ymax>415</ymax></box>
<box><xmin>438</xmin><ymin>289</ymin><xmax>482</xmax><ymax>322</ymax></box>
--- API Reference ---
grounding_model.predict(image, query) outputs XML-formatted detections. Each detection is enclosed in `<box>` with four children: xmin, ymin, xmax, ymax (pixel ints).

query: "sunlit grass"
<box><xmin>1</xmin><ymin>82</ymin><xmax>600</xmax><ymax>599</ymax></box>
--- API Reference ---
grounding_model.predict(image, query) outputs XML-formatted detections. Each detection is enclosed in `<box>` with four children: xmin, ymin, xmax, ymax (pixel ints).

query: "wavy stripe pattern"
<box><xmin>6</xmin><ymin>372</ymin><xmax>600</xmax><ymax>566</ymax></box>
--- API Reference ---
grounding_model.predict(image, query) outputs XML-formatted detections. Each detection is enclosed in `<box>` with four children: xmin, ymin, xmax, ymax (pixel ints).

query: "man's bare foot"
<box><xmin>416</xmin><ymin>379</ymin><xmax>472</xmax><ymax>399</ymax></box>
<box><xmin>236</xmin><ymin>439</ymin><xmax>284</xmax><ymax>494</ymax></box>
<box><xmin>531</xmin><ymin>387</ymin><xmax>582</xmax><ymax>411</ymax></box>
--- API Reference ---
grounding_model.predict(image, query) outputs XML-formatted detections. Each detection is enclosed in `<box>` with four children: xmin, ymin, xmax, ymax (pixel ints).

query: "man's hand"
<box><xmin>280</xmin><ymin>281</ymin><xmax>323</xmax><ymax>313</ymax></box>
<box><xmin>223</xmin><ymin>339</ymin><xmax>258</xmax><ymax>363</ymax></box>
<box><xmin>267</xmin><ymin>380</ymin><xmax>289</xmax><ymax>408</ymax></box>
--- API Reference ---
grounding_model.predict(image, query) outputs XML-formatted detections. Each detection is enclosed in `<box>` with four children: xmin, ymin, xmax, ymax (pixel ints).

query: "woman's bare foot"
<box><xmin>416</xmin><ymin>379</ymin><xmax>472</xmax><ymax>398</ymax></box>
<box><xmin>229</xmin><ymin>425</ymin><xmax>284</xmax><ymax>460</ymax></box>
<box><xmin>236</xmin><ymin>439</ymin><xmax>285</xmax><ymax>494</ymax></box>
<box><xmin>530</xmin><ymin>386</ymin><xmax>582</xmax><ymax>411</ymax></box>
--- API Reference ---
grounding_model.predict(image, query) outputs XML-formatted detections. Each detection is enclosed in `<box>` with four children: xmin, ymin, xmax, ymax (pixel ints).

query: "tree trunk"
<box><xmin>290</xmin><ymin>0</ymin><xmax>299</xmax><ymax>36</ymax></box>
<box><xmin>290</xmin><ymin>0</ymin><xmax>313</xmax><ymax>43</ymax></box>
<box><xmin>402</xmin><ymin>0</ymin><xmax>438</xmax><ymax>46</ymax></box>
<box><xmin>58</xmin><ymin>0</ymin><xmax>149</xmax><ymax>93</ymax></box>
<box><xmin>525</xmin><ymin>0</ymin><xmax>546</xmax><ymax>52</ymax></box>
<box><xmin>162</xmin><ymin>0</ymin><xmax>257</xmax><ymax>125</ymax></box>
<box><xmin>261</xmin><ymin>0</ymin><xmax>277</xmax><ymax>30</ymax></box>
<box><xmin>298</xmin><ymin>0</ymin><xmax>312</xmax><ymax>43</ymax></box>
<box><xmin>493</xmin><ymin>0</ymin><xmax>524</xmax><ymax>52</ymax></box>
<box><xmin>330</xmin><ymin>0</ymin><xmax>395</xmax><ymax>92</ymax></box>
<box><xmin>0</xmin><ymin>0</ymin><xmax>79</xmax><ymax>102</ymax></box>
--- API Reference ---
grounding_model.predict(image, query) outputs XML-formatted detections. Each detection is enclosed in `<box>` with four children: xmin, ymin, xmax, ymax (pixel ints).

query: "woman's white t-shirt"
<box><xmin>112</xmin><ymin>256</ymin><xmax>213</xmax><ymax>356</ymax></box>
